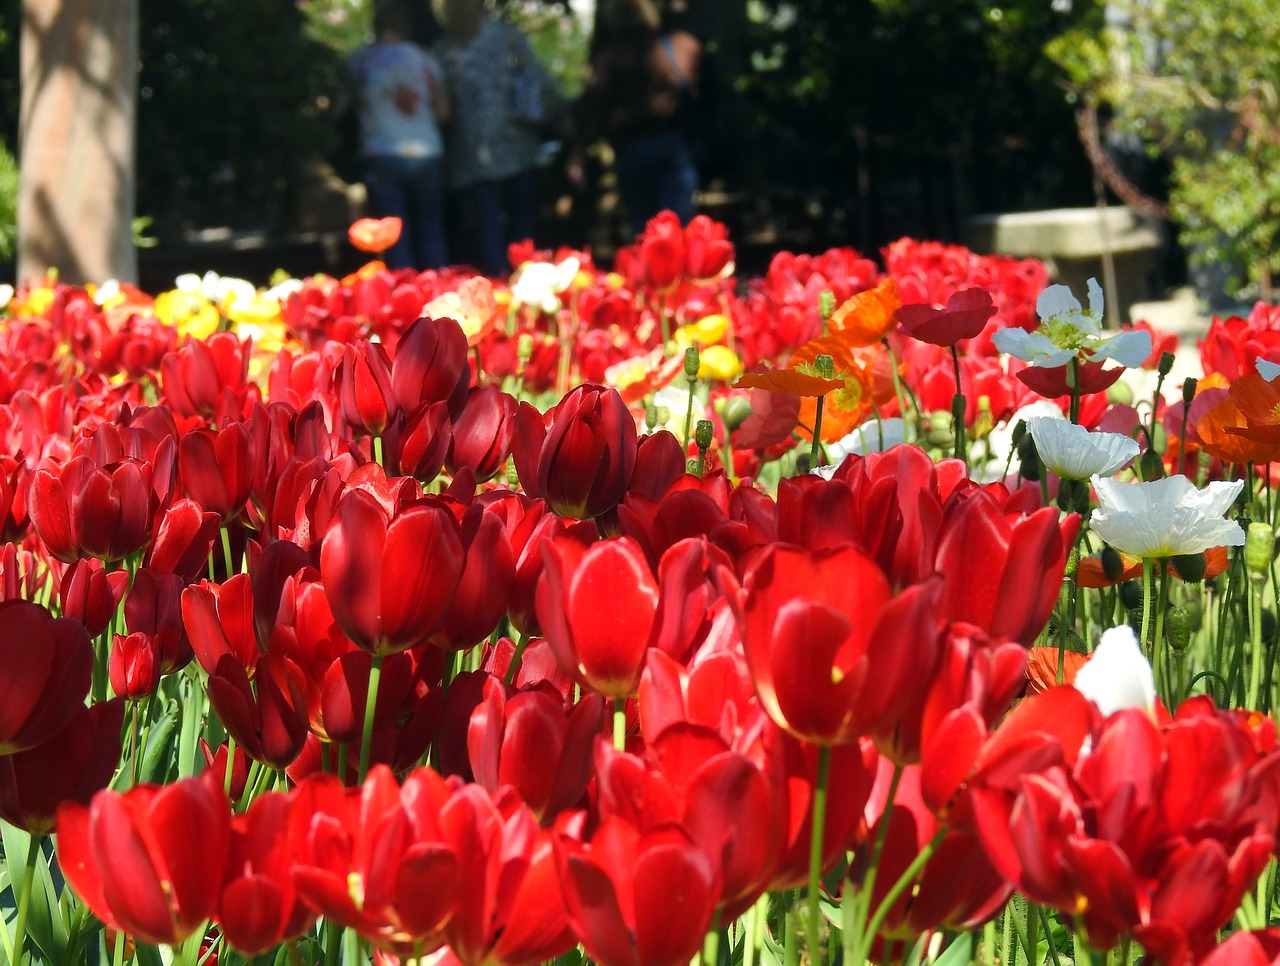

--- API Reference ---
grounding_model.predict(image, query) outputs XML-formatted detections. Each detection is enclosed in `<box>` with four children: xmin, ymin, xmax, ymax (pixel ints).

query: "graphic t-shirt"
<box><xmin>348</xmin><ymin>41</ymin><xmax>445</xmax><ymax>159</ymax></box>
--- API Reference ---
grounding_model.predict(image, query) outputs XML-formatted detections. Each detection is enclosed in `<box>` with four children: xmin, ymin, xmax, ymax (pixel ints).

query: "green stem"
<box><xmin>1038</xmin><ymin>905</ymin><xmax>1064</xmax><ymax>966</ymax></box>
<box><xmin>1152</xmin><ymin>564</ymin><xmax>1171</xmax><ymax>702</ymax></box>
<box><xmin>357</xmin><ymin>653</ymin><xmax>385</xmax><ymax>784</ymax></box>
<box><xmin>950</xmin><ymin>344</ymin><xmax>967</xmax><ymax>464</ymax></box>
<box><xmin>220</xmin><ymin>525</ymin><xmax>235</xmax><ymax>578</ymax></box>
<box><xmin>846</xmin><ymin>763</ymin><xmax>904</xmax><ymax>965</ymax></box>
<box><xmin>861</xmin><ymin>829</ymin><xmax>946</xmax><ymax>955</ymax></box>
<box><xmin>323</xmin><ymin>920</ymin><xmax>342</xmax><ymax>966</ymax></box>
<box><xmin>223</xmin><ymin>734</ymin><xmax>238</xmax><ymax>802</ymax></box>
<box><xmin>806</xmin><ymin>746</ymin><xmax>832</xmax><ymax>959</ymax></box>
<box><xmin>1251</xmin><ymin>573</ymin><xmax>1266</xmax><ymax>711</ymax></box>
<box><xmin>683</xmin><ymin>383</ymin><xmax>697</xmax><ymax>452</ymax></box>
<box><xmin>613</xmin><ymin>697</ymin><xmax>627</xmax><ymax>752</ymax></box>
<box><xmin>11</xmin><ymin>832</ymin><xmax>42</xmax><ymax>965</ymax></box>
<box><xmin>1140</xmin><ymin>557</ymin><xmax>1154</xmax><ymax>654</ymax></box>
<box><xmin>810</xmin><ymin>395</ymin><xmax>826</xmax><ymax>469</ymax></box>
<box><xmin>372</xmin><ymin>434</ymin><xmax>384</xmax><ymax>470</ymax></box>
<box><xmin>503</xmin><ymin>631</ymin><xmax>529</xmax><ymax>687</ymax></box>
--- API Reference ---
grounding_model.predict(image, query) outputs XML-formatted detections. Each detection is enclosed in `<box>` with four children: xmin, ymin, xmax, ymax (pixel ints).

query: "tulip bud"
<box><xmin>683</xmin><ymin>346</ymin><xmax>701</xmax><ymax>380</ymax></box>
<box><xmin>1165</xmin><ymin>606</ymin><xmax>1191</xmax><ymax>652</ymax></box>
<box><xmin>720</xmin><ymin>394</ymin><xmax>753</xmax><ymax>432</ymax></box>
<box><xmin>1182</xmin><ymin>376</ymin><xmax>1197</xmax><ymax>407</ymax></box>
<box><xmin>1157</xmin><ymin>351</ymin><xmax>1175</xmax><ymax>378</ymax></box>
<box><xmin>1246</xmin><ymin>523</ymin><xmax>1275</xmax><ymax>577</ymax></box>
<box><xmin>1101</xmin><ymin>546</ymin><xmax>1126</xmax><ymax>582</ymax></box>
<box><xmin>109</xmin><ymin>632</ymin><xmax>161</xmax><ymax>700</ymax></box>
<box><xmin>1169</xmin><ymin>552</ymin><xmax>1207</xmax><ymax>582</ymax></box>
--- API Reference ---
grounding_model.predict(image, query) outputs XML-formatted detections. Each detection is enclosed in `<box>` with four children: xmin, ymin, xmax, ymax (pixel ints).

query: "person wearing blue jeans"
<box><xmin>613</xmin><ymin>128</ymin><xmax>697</xmax><ymax>238</ymax></box>
<box><xmin>348</xmin><ymin>3</ymin><xmax>451</xmax><ymax>270</ymax></box>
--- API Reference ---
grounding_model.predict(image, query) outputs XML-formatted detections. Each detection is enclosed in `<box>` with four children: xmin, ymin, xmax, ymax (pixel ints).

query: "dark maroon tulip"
<box><xmin>388</xmin><ymin>400</ymin><xmax>452</xmax><ymax>484</ymax></box>
<box><xmin>0</xmin><ymin>454</ymin><xmax>30</xmax><ymax>543</ymax></box>
<box><xmin>628</xmin><ymin>430</ymin><xmax>687</xmax><ymax>502</ymax></box>
<box><xmin>28</xmin><ymin>455</ymin><xmax>157</xmax><ymax>563</ymax></box>
<box><xmin>124</xmin><ymin>568</ymin><xmax>192</xmax><ymax>678</ymax></box>
<box><xmin>110</xmin><ymin>631</ymin><xmax>162</xmax><ymax>700</ymax></box>
<box><xmin>0</xmin><ymin>545</ymin><xmax>47</xmax><ymax>605</ymax></box>
<box><xmin>0</xmin><ymin>600</ymin><xmax>94</xmax><ymax>754</ymax></box>
<box><xmin>0</xmin><ymin>698</ymin><xmax>125</xmax><ymax>834</ymax></box>
<box><xmin>390</xmin><ymin>315</ymin><xmax>471</xmax><ymax>415</ymax></box>
<box><xmin>320</xmin><ymin>488</ymin><xmax>464</xmax><ymax>655</ymax></box>
<box><xmin>447</xmin><ymin>386</ymin><xmax>518</xmax><ymax>482</ymax></box>
<box><xmin>512</xmin><ymin>384</ymin><xmax>638</xmax><ymax>520</ymax></box>
<box><xmin>178</xmin><ymin>423</ymin><xmax>253</xmax><ymax>522</ymax></box>
<box><xmin>336</xmin><ymin>339</ymin><xmax>398</xmax><ymax>438</ymax></box>
<box><xmin>58</xmin><ymin>558</ymin><xmax>128</xmax><ymax>637</ymax></box>
<box><xmin>144</xmin><ymin>498</ymin><xmax>220</xmax><ymax>582</ymax></box>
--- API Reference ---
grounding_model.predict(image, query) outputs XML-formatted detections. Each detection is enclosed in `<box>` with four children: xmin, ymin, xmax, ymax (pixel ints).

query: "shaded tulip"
<box><xmin>178</xmin><ymin>423</ymin><xmax>253</xmax><ymax>522</ymax></box>
<box><xmin>201</xmin><ymin>739</ymin><xmax>251</xmax><ymax>804</ymax></box>
<box><xmin>428</xmin><ymin>501</ymin><xmax>514</xmax><ymax>650</ymax></box>
<box><xmin>391</xmin><ymin>315</ymin><xmax>471</xmax><ymax>415</ymax></box>
<box><xmin>0</xmin><ymin>699</ymin><xmax>125</xmax><ymax>834</ymax></box>
<box><xmin>635</xmin><ymin>210</ymin><xmax>687</xmax><ymax>290</ymax></box>
<box><xmin>320</xmin><ymin>488</ymin><xmax>465</xmax><ymax>655</ymax></box>
<box><xmin>110</xmin><ymin>631</ymin><xmax>162</xmax><ymax>699</ymax></box>
<box><xmin>125</xmin><ymin>568</ymin><xmax>193</xmax><ymax>676</ymax></box>
<box><xmin>58</xmin><ymin>558</ymin><xmax>128</xmax><ymax>637</ymax></box>
<box><xmin>146</xmin><ymin>497</ymin><xmax>221</xmax><ymax>582</ymax></box>
<box><xmin>56</xmin><ymin>776</ymin><xmax>231</xmax><ymax>947</ymax></box>
<box><xmin>389</xmin><ymin>400</ymin><xmax>452</xmax><ymax>484</ymax></box>
<box><xmin>512</xmin><ymin>384</ymin><xmax>638</xmax><ymax>520</ymax></box>
<box><xmin>0</xmin><ymin>600</ymin><xmax>94</xmax><ymax>754</ymax></box>
<box><xmin>447</xmin><ymin>385</ymin><xmax>518</xmax><ymax>482</ymax></box>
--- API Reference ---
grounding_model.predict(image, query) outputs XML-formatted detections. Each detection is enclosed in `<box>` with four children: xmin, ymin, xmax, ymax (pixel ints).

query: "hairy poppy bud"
<box><xmin>1246</xmin><ymin>523</ymin><xmax>1275</xmax><ymax>577</ymax></box>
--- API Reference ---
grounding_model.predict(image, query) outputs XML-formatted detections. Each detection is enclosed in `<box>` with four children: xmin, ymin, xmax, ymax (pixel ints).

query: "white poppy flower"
<box><xmin>1074</xmin><ymin>625</ymin><xmax>1155</xmax><ymax>717</ymax></box>
<box><xmin>991</xmin><ymin>277</ymin><xmax>1151</xmax><ymax>371</ymax></box>
<box><xmin>1090</xmin><ymin>474</ymin><xmax>1246</xmax><ymax>558</ymax></box>
<box><xmin>511</xmin><ymin>257</ymin><xmax>581</xmax><ymax>314</ymax></box>
<box><xmin>650</xmin><ymin>385</ymin><xmax>705</xmax><ymax>435</ymax></box>
<box><xmin>1027</xmin><ymin>415</ymin><xmax>1139</xmax><ymax>481</ymax></box>
<box><xmin>0</xmin><ymin>284</ymin><xmax>12</xmax><ymax>311</ymax></box>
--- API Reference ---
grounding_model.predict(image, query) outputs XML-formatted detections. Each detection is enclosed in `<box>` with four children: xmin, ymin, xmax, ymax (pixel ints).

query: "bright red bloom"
<box><xmin>537</xmin><ymin>535</ymin><xmax>659</xmax><ymax>698</ymax></box>
<box><xmin>428</xmin><ymin>501</ymin><xmax>515</xmax><ymax>650</ymax></box>
<box><xmin>391</xmin><ymin>315</ymin><xmax>471</xmax><ymax>416</ymax></box>
<box><xmin>512</xmin><ymin>384</ymin><xmax>638</xmax><ymax>520</ymax></box>
<box><xmin>58</xmin><ymin>558</ymin><xmax>128</xmax><ymax>637</ymax></box>
<box><xmin>56</xmin><ymin>776</ymin><xmax>231</xmax><ymax>947</ymax></box>
<box><xmin>557</xmin><ymin>815</ymin><xmax>721</xmax><ymax>966</ymax></box>
<box><xmin>736</xmin><ymin>543</ymin><xmax>944</xmax><ymax>745</ymax></box>
<box><xmin>634</xmin><ymin>210</ymin><xmax>687</xmax><ymax>290</ymax></box>
<box><xmin>895</xmin><ymin>287</ymin><xmax>997</xmax><ymax>346</ymax></box>
<box><xmin>337</xmin><ymin>339</ymin><xmax>399</xmax><ymax>438</ymax></box>
<box><xmin>683</xmin><ymin>214</ymin><xmax>735</xmax><ymax>281</ymax></box>
<box><xmin>447</xmin><ymin>385</ymin><xmax>518</xmax><ymax>482</ymax></box>
<box><xmin>0</xmin><ymin>600</ymin><xmax>94</xmax><ymax>754</ymax></box>
<box><xmin>159</xmin><ymin>332</ymin><xmax>253</xmax><ymax>419</ymax></box>
<box><xmin>1200</xmin><ymin>929</ymin><xmax>1280</xmax><ymax>966</ymax></box>
<box><xmin>320</xmin><ymin>488</ymin><xmax>464</xmax><ymax>655</ymax></box>
<box><xmin>289</xmin><ymin>766</ymin><xmax>461</xmax><ymax>956</ymax></box>
<box><xmin>215</xmin><ymin>792</ymin><xmax>318</xmax><ymax>955</ymax></box>
<box><xmin>110</xmin><ymin>631</ymin><xmax>162</xmax><ymax>699</ymax></box>
<box><xmin>177</xmin><ymin>423</ymin><xmax>253</xmax><ymax>523</ymax></box>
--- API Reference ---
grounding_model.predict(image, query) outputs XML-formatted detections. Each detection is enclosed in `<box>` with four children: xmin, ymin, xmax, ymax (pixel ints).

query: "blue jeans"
<box><xmin>467</xmin><ymin>169</ymin><xmax>538</xmax><ymax>277</ymax></box>
<box><xmin>362</xmin><ymin>154</ymin><xmax>449</xmax><ymax>270</ymax></box>
<box><xmin>614</xmin><ymin>129</ymin><xmax>698</xmax><ymax>237</ymax></box>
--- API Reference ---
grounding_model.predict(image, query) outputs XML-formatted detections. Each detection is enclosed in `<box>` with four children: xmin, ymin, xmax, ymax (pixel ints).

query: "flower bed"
<box><xmin>2</xmin><ymin>212</ymin><xmax>1280</xmax><ymax>965</ymax></box>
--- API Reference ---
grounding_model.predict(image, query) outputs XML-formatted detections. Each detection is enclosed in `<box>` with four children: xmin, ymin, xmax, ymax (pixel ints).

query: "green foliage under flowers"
<box><xmin>1047</xmin><ymin>0</ymin><xmax>1280</xmax><ymax>298</ymax></box>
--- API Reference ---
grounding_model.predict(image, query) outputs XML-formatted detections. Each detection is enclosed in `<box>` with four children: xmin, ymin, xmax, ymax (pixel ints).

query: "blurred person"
<box><xmin>437</xmin><ymin>0</ymin><xmax>562</xmax><ymax>277</ymax></box>
<box><xmin>584</xmin><ymin>0</ymin><xmax>702</xmax><ymax>237</ymax></box>
<box><xmin>347</xmin><ymin>1</ymin><xmax>452</xmax><ymax>269</ymax></box>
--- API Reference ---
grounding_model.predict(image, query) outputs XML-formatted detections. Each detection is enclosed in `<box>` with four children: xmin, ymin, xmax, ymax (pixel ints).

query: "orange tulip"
<box><xmin>828</xmin><ymin>277</ymin><xmax>900</xmax><ymax>347</ymax></box>
<box><xmin>347</xmin><ymin>217</ymin><xmax>403</xmax><ymax>254</ymax></box>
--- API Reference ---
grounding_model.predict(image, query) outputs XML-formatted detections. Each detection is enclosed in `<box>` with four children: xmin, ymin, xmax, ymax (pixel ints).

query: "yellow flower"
<box><xmin>698</xmin><ymin>344</ymin><xmax>743</xmax><ymax>381</ymax></box>
<box><xmin>674</xmin><ymin>313</ymin><xmax>731</xmax><ymax>348</ymax></box>
<box><xmin>155</xmin><ymin>289</ymin><xmax>220</xmax><ymax>340</ymax></box>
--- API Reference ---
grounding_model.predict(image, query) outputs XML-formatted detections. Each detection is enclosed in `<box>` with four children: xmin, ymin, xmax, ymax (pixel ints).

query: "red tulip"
<box><xmin>447</xmin><ymin>385</ymin><xmax>518</xmax><ymax>482</ymax></box>
<box><xmin>428</xmin><ymin>501</ymin><xmax>514</xmax><ymax>651</ymax></box>
<box><xmin>178</xmin><ymin>423</ymin><xmax>253</xmax><ymax>523</ymax></box>
<box><xmin>558</xmin><ymin>815</ymin><xmax>721</xmax><ymax>966</ymax></box>
<box><xmin>201</xmin><ymin>739</ymin><xmax>251</xmax><ymax>805</ymax></box>
<box><xmin>0</xmin><ymin>699</ymin><xmax>124</xmax><ymax>834</ymax></box>
<box><xmin>737</xmin><ymin>543</ymin><xmax>944</xmax><ymax>746</ymax></box>
<box><xmin>215</xmin><ymin>792</ymin><xmax>318</xmax><ymax>954</ymax></box>
<box><xmin>109</xmin><ymin>631</ymin><xmax>162</xmax><ymax>699</ymax></box>
<box><xmin>58</xmin><ymin>558</ymin><xmax>128</xmax><ymax>637</ymax></box>
<box><xmin>512</xmin><ymin>384</ymin><xmax>638</xmax><ymax>520</ymax></box>
<box><xmin>56</xmin><ymin>776</ymin><xmax>231</xmax><ymax>947</ymax></box>
<box><xmin>635</xmin><ymin>210</ymin><xmax>687</xmax><ymax>291</ymax></box>
<box><xmin>159</xmin><ymin>332</ymin><xmax>252</xmax><ymax>419</ymax></box>
<box><xmin>468</xmin><ymin>677</ymin><xmax>605</xmax><ymax>823</ymax></box>
<box><xmin>29</xmin><ymin>455</ymin><xmax>157</xmax><ymax>563</ymax></box>
<box><xmin>320</xmin><ymin>488</ymin><xmax>464</xmax><ymax>655</ymax></box>
<box><xmin>391</xmin><ymin>315</ymin><xmax>471</xmax><ymax>415</ymax></box>
<box><xmin>683</xmin><ymin>214</ymin><xmax>735</xmax><ymax>281</ymax></box>
<box><xmin>537</xmin><ymin>535</ymin><xmax>659</xmax><ymax>698</ymax></box>
<box><xmin>337</xmin><ymin>339</ymin><xmax>398</xmax><ymax>438</ymax></box>
<box><xmin>439</xmin><ymin>785</ymin><xmax>577</xmax><ymax>966</ymax></box>
<box><xmin>1200</xmin><ymin>929</ymin><xmax>1280</xmax><ymax>966</ymax></box>
<box><xmin>0</xmin><ymin>600</ymin><xmax>94</xmax><ymax>754</ymax></box>
<box><xmin>389</xmin><ymin>400</ymin><xmax>452</xmax><ymax>484</ymax></box>
<box><xmin>289</xmin><ymin>766</ymin><xmax>461</xmax><ymax>955</ymax></box>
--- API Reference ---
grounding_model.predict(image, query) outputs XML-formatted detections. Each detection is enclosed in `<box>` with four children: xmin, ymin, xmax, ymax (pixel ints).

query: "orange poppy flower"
<box><xmin>734</xmin><ymin>368</ymin><xmax>845</xmax><ymax>396</ymax></box>
<box><xmin>348</xmin><ymin>217</ymin><xmax>403</xmax><ymax>254</ymax></box>
<box><xmin>1077</xmin><ymin>545</ymin><xmax>1230</xmax><ymax>588</ymax></box>
<box><xmin>1026</xmin><ymin>645</ymin><xmax>1089</xmax><ymax>693</ymax></box>
<box><xmin>1199</xmin><ymin>395</ymin><xmax>1280</xmax><ymax>464</ymax></box>
<box><xmin>1225</xmin><ymin>373</ymin><xmax>1280</xmax><ymax>446</ymax></box>
<box><xmin>828</xmin><ymin>277</ymin><xmax>901</xmax><ymax>347</ymax></box>
<box><xmin>789</xmin><ymin>337</ymin><xmax>896</xmax><ymax>443</ymax></box>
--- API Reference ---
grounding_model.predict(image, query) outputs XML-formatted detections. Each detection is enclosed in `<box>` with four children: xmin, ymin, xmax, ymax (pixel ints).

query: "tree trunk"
<box><xmin>18</xmin><ymin>0</ymin><xmax>138</xmax><ymax>286</ymax></box>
